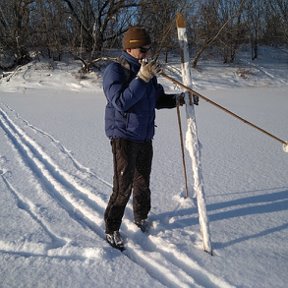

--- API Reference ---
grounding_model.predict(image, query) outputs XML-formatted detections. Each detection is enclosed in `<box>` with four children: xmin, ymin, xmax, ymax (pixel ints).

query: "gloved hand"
<box><xmin>176</xmin><ymin>93</ymin><xmax>185</xmax><ymax>106</ymax></box>
<box><xmin>176</xmin><ymin>92</ymin><xmax>199</xmax><ymax>106</ymax></box>
<box><xmin>137</xmin><ymin>59</ymin><xmax>162</xmax><ymax>83</ymax></box>
<box><xmin>193</xmin><ymin>95</ymin><xmax>199</xmax><ymax>105</ymax></box>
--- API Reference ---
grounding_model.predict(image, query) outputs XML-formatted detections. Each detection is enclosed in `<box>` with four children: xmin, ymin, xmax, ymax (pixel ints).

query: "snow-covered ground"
<box><xmin>0</xmin><ymin>46</ymin><xmax>287</xmax><ymax>288</ymax></box>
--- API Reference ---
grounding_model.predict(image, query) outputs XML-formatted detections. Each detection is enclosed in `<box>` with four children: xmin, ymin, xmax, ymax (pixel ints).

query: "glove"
<box><xmin>137</xmin><ymin>60</ymin><xmax>162</xmax><ymax>83</ymax></box>
<box><xmin>176</xmin><ymin>92</ymin><xmax>199</xmax><ymax>106</ymax></box>
<box><xmin>176</xmin><ymin>93</ymin><xmax>185</xmax><ymax>106</ymax></box>
<box><xmin>193</xmin><ymin>95</ymin><xmax>199</xmax><ymax>105</ymax></box>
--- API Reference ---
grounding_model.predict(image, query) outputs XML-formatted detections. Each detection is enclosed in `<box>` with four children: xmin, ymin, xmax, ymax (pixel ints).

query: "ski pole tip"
<box><xmin>283</xmin><ymin>141</ymin><xmax>288</xmax><ymax>153</ymax></box>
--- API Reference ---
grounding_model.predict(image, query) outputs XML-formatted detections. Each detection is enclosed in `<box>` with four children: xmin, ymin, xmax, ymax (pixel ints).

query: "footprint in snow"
<box><xmin>0</xmin><ymin>155</ymin><xmax>8</xmax><ymax>164</ymax></box>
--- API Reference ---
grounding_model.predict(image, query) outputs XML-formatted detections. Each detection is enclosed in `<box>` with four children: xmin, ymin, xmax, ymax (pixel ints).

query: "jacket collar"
<box><xmin>121</xmin><ymin>51</ymin><xmax>141</xmax><ymax>72</ymax></box>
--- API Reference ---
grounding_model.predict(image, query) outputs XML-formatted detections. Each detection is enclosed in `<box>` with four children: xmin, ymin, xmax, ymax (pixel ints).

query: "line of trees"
<box><xmin>0</xmin><ymin>0</ymin><xmax>287</xmax><ymax>70</ymax></box>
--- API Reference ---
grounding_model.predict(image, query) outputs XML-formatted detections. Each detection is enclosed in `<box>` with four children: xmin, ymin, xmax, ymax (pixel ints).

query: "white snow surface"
<box><xmin>0</xmin><ymin>46</ymin><xmax>287</xmax><ymax>288</ymax></box>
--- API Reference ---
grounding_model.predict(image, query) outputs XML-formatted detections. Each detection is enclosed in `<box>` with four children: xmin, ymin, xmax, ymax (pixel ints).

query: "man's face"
<box><xmin>127</xmin><ymin>45</ymin><xmax>151</xmax><ymax>60</ymax></box>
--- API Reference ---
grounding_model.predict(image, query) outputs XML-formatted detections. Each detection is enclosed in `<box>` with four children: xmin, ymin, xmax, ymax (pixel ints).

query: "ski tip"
<box><xmin>176</xmin><ymin>13</ymin><xmax>186</xmax><ymax>28</ymax></box>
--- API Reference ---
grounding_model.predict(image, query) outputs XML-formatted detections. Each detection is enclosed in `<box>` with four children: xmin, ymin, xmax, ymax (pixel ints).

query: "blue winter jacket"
<box><xmin>103</xmin><ymin>52</ymin><xmax>176</xmax><ymax>142</ymax></box>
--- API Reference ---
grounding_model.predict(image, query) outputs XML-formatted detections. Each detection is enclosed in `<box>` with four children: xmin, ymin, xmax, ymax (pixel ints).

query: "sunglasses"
<box><xmin>139</xmin><ymin>46</ymin><xmax>151</xmax><ymax>53</ymax></box>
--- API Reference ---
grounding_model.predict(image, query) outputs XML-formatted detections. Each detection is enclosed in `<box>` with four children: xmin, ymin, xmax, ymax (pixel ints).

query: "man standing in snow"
<box><xmin>102</xmin><ymin>27</ymin><xmax>184</xmax><ymax>249</ymax></box>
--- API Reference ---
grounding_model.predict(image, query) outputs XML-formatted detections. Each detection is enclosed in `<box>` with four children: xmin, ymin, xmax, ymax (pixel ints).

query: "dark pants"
<box><xmin>104</xmin><ymin>139</ymin><xmax>153</xmax><ymax>234</ymax></box>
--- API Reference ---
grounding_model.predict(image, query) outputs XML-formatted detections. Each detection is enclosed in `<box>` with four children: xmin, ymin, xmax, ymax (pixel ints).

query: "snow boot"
<box><xmin>105</xmin><ymin>231</ymin><xmax>125</xmax><ymax>251</ymax></box>
<box><xmin>134</xmin><ymin>219</ymin><xmax>150</xmax><ymax>233</ymax></box>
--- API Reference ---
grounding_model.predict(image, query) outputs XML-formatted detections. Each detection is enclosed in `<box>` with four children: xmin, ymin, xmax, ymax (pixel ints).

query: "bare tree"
<box><xmin>30</xmin><ymin>0</ymin><xmax>70</xmax><ymax>60</ymax></box>
<box><xmin>0</xmin><ymin>0</ymin><xmax>286</xmax><ymax>70</ymax></box>
<box><xmin>244</xmin><ymin>0</ymin><xmax>266</xmax><ymax>60</ymax></box>
<box><xmin>264</xmin><ymin>0</ymin><xmax>288</xmax><ymax>44</ymax></box>
<box><xmin>136</xmin><ymin>0</ymin><xmax>194</xmax><ymax>62</ymax></box>
<box><xmin>220</xmin><ymin>0</ymin><xmax>247</xmax><ymax>63</ymax></box>
<box><xmin>191</xmin><ymin>0</ymin><xmax>246</xmax><ymax>67</ymax></box>
<box><xmin>0</xmin><ymin>0</ymin><xmax>35</xmax><ymax>65</ymax></box>
<box><xmin>62</xmin><ymin>0</ymin><xmax>141</xmax><ymax>55</ymax></box>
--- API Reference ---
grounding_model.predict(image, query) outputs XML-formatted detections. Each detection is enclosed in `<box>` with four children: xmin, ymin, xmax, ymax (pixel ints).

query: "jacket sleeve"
<box><xmin>103</xmin><ymin>62</ymin><xmax>149</xmax><ymax>112</ymax></box>
<box><xmin>155</xmin><ymin>83</ymin><xmax>177</xmax><ymax>109</ymax></box>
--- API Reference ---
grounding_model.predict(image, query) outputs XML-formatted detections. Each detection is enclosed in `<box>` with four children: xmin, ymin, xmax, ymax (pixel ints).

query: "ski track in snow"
<box><xmin>239</xmin><ymin>58</ymin><xmax>288</xmax><ymax>85</ymax></box>
<box><xmin>0</xmin><ymin>103</ymin><xmax>234</xmax><ymax>288</ymax></box>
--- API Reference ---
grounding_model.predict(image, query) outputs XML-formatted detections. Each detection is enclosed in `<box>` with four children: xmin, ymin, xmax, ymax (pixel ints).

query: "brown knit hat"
<box><xmin>122</xmin><ymin>27</ymin><xmax>151</xmax><ymax>49</ymax></box>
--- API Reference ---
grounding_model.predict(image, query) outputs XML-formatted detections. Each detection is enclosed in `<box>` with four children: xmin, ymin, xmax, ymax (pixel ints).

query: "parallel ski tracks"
<box><xmin>0</xmin><ymin>103</ymin><xmax>233</xmax><ymax>288</ymax></box>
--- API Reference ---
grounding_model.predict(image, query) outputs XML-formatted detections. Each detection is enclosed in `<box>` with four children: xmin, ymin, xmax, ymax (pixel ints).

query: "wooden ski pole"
<box><xmin>161</xmin><ymin>71</ymin><xmax>288</xmax><ymax>152</ymax></box>
<box><xmin>176</xmin><ymin>101</ymin><xmax>189</xmax><ymax>198</ymax></box>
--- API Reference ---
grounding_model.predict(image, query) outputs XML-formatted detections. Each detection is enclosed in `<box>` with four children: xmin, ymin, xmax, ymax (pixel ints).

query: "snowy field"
<box><xmin>0</xmin><ymin>46</ymin><xmax>287</xmax><ymax>288</ymax></box>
